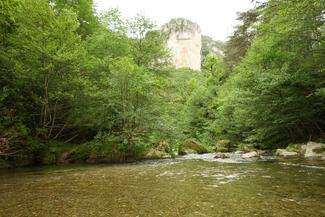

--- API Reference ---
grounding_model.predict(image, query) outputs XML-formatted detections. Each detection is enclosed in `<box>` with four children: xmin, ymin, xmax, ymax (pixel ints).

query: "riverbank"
<box><xmin>1</xmin><ymin>139</ymin><xmax>324</xmax><ymax>169</ymax></box>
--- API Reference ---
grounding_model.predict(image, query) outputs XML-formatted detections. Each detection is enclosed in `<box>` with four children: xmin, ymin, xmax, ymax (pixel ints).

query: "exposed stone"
<box><xmin>242</xmin><ymin>151</ymin><xmax>259</xmax><ymax>159</ymax></box>
<box><xmin>300</xmin><ymin>145</ymin><xmax>307</xmax><ymax>155</ymax></box>
<box><xmin>305</xmin><ymin>142</ymin><xmax>325</xmax><ymax>159</ymax></box>
<box><xmin>145</xmin><ymin>149</ymin><xmax>171</xmax><ymax>159</ymax></box>
<box><xmin>275</xmin><ymin>149</ymin><xmax>299</xmax><ymax>158</ymax></box>
<box><xmin>201</xmin><ymin>35</ymin><xmax>224</xmax><ymax>59</ymax></box>
<box><xmin>161</xmin><ymin>18</ymin><xmax>201</xmax><ymax>71</ymax></box>
<box><xmin>214</xmin><ymin>140</ymin><xmax>235</xmax><ymax>153</ymax></box>
<box><xmin>178</xmin><ymin>139</ymin><xmax>210</xmax><ymax>155</ymax></box>
<box><xmin>256</xmin><ymin>150</ymin><xmax>267</xmax><ymax>156</ymax></box>
<box><xmin>153</xmin><ymin>141</ymin><xmax>172</xmax><ymax>153</ymax></box>
<box><xmin>145</xmin><ymin>141</ymin><xmax>172</xmax><ymax>159</ymax></box>
<box><xmin>214</xmin><ymin>152</ymin><xmax>229</xmax><ymax>159</ymax></box>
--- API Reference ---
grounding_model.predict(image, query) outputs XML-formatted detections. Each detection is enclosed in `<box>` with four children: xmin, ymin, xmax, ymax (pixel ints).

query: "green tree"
<box><xmin>216</xmin><ymin>0</ymin><xmax>325</xmax><ymax>146</ymax></box>
<box><xmin>9</xmin><ymin>0</ymin><xmax>85</xmax><ymax>142</ymax></box>
<box><xmin>50</xmin><ymin>0</ymin><xmax>98</xmax><ymax>37</ymax></box>
<box><xmin>127</xmin><ymin>14</ymin><xmax>170</xmax><ymax>69</ymax></box>
<box><xmin>223</xmin><ymin>9</ymin><xmax>259</xmax><ymax>71</ymax></box>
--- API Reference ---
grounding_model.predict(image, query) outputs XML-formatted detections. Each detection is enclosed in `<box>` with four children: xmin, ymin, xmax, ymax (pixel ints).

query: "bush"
<box><xmin>71</xmin><ymin>143</ymin><xmax>93</xmax><ymax>162</ymax></box>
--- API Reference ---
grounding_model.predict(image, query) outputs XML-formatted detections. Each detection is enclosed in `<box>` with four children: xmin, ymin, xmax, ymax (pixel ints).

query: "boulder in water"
<box><xmin>300</xmin><ymin>145</ymin><xmax>307</xmax><ymax>155</ymax></box>
<box><xmin>275</xmin><ymin>149</ymin><xmax>299</xmax><ymax>158</ymax></box>
<box><xmin>214</xmin><ymin>140</ymin><xmax>235</xmax><ymax>153</ymax></box>
<box><xmin>304</xmin><ymin>142</ymin><xmax>325</xmax><ymax>160</ymax></box>
<box><xmin>214</xmin><ymin>152</ymin><xmax>229</xmax><ymax>159</ymax></box>
<box><xmin>242</xmin><ymin>151</ymin><xmax>259</xmax><ymax>159</ymax></box>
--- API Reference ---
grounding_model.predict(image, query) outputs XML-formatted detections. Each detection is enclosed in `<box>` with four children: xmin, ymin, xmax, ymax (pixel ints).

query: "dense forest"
<box><xmin>0</xmin><ymin>0</ymin><xmax>324</xmax><ymax>167</ymax></box>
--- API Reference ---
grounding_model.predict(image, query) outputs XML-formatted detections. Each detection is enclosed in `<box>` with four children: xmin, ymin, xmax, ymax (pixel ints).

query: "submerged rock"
<box><xmin>242</xmin><ymin>151</ymin><xmax>259</xmax><ymax>159</ymax></box>
<box><xmin>275</xmin><ymin>149</ymin><xmax>299</xmax><ymax>158</ymax></box>
<box><xmin>305</xmin><ymin>142</ymin><xmax>325</xmax><ymax>160</ymax></box>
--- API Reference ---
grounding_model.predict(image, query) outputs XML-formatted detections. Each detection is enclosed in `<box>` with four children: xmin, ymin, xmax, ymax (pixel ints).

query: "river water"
<box><xmin>0</xmin><ymin>154</ymin><xmax>324</xmax><ymax>217</ymax></box>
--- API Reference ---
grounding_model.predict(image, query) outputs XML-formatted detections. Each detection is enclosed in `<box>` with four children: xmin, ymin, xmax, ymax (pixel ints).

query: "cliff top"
<box><xmin>161</xmin><ymin>18</ymin><xmax>201</xmax><ymax>36</ymax></box>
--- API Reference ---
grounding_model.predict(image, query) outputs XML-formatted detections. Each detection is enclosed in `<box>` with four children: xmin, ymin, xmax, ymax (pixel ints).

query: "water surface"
<box><xmin>0</xmin><ymin>154</ymin><xmax>324</xmax><ymax>217</ymax></box>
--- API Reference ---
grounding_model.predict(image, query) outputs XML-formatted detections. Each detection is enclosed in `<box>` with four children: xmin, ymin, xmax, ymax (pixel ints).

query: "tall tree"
<box><xmin>127</xmin><ymin>14</ymin><xmax>170</xmax><ymax>69</ymax></box>
<box><xmin>9</xmin><ymin>0</ymin><xmax>85</xmax><ymax>142</ymax></box>
<box><xmin>223</xmin><ymin>9</ymin><xmax>259</xmax><ymax>71</ymax></box>
<box><xmin>216</xmin><ymin>0</ymin><xmax>325</xmax><ymax>146</ymax></box>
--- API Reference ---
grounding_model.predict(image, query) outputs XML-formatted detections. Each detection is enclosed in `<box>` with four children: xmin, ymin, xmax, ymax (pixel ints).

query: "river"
<box><xmin>0</xmin><ymin>154</ymin><xmax>324</xmax><ymax>217</ymax></box>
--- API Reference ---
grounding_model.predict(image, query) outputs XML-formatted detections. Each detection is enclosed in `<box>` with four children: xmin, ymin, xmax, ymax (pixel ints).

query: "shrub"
<box><xmin>71</xmin><ymin>143</ymin><xmax>93</xmax><ymax>162</ymax></box>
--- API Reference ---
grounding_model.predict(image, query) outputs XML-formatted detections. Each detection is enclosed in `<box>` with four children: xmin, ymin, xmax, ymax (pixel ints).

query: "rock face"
<box><xmin>305</xmin><ymin>142</ymin><xmax>324</xmax><ymax>159</ymax></box>
<box><xmin>201</xmin><ymin>35</ymin><xmax>224</xmax><ymax>59</ymax></box>
<box><xmin>161</xmin><ymin>18</ymin><xmax>201</xmax><ymax>71</ymax></box>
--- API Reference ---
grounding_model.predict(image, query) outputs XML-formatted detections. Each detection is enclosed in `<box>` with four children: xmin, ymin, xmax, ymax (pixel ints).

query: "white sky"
<box><xmin>94</xmin><ymin>0</ymin><xmax>257</xmax><ymax>42</ymax></box>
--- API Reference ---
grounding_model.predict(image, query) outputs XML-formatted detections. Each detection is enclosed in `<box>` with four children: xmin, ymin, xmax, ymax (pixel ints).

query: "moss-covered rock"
<box><xmin>214</xmin><ymin>140</ymin><xmax>235</xmax><ymax>153</ymax></box>
<box><xmin>214</xmin><ymin>152</ymin><xmax>229</xmax><ymax>159</ymax></box>
<box><xmin>178</xmin><ymin>139</ymin><xmax>210</xmax><ymax>155</ymax></box>
<box><xmin>144</xmin><ymin>141</ymin><xmax>172</xmax><ymax>159</ymax></box>
<box><xmin>144</xmin><ymin>149</ymin><xmax>171</xmax><ymax>159</ymax></box>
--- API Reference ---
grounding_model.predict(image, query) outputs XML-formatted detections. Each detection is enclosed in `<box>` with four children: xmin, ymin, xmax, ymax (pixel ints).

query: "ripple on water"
<box><xmin>177</xmin><ymin>153</ymin><xmax>276</xmax><ymax>164</ymax></box>
<box><xmin>279</xmin><ymin>162</ymin><xmax>325</xmax><ymax>170</ymax></box>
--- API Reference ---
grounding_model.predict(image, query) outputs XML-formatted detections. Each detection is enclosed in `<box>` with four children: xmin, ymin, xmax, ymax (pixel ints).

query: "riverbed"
<box><xmin>0</xmin><ymin>154</ymin><xmax>324</xmax><ymax>217</ymax></box>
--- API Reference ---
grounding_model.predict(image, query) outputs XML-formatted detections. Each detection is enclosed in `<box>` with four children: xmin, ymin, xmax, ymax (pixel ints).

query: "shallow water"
<box><xmin>0</xmin><ymin>154</ymin><xmax>324</xmax><ymax>217</ymax></box>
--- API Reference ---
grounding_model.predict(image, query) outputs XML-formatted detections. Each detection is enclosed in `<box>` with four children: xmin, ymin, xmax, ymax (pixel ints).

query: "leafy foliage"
<box><xmin>1</xmin><ymin>0</ymin><xmax>324</xmax><ymax>167</ymax></box>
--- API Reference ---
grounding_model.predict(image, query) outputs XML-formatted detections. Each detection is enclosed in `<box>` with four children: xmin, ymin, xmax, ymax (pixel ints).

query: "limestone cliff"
<box><xmin>161</xmin><ymin>18</ymin><xmax>202</xmax><ymax>71</ymax></box>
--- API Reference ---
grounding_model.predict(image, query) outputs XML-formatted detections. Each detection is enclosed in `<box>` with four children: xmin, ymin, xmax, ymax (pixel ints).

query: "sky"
<box><xmin>93</xmin><ymin>0</ymin><xmax>257</xmax><ymax>42</ymax></box>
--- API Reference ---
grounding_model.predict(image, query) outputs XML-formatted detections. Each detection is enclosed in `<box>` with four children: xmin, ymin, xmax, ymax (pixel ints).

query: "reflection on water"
<box><xmin>0</xmin><ymin>155</ymin><xmax>324</xmax><ymax>217</ymax></box>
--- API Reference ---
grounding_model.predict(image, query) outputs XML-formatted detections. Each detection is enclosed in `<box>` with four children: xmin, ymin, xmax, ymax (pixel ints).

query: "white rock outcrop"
<box><xmin>161</xmin><ymin>18</ymin><xmax>201</xmax><ymax>71</ymax></box>
<box><xmin>305</xmin><ymin>142</ymin><xmax>324</xmax><ymax>159</ymax></box>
